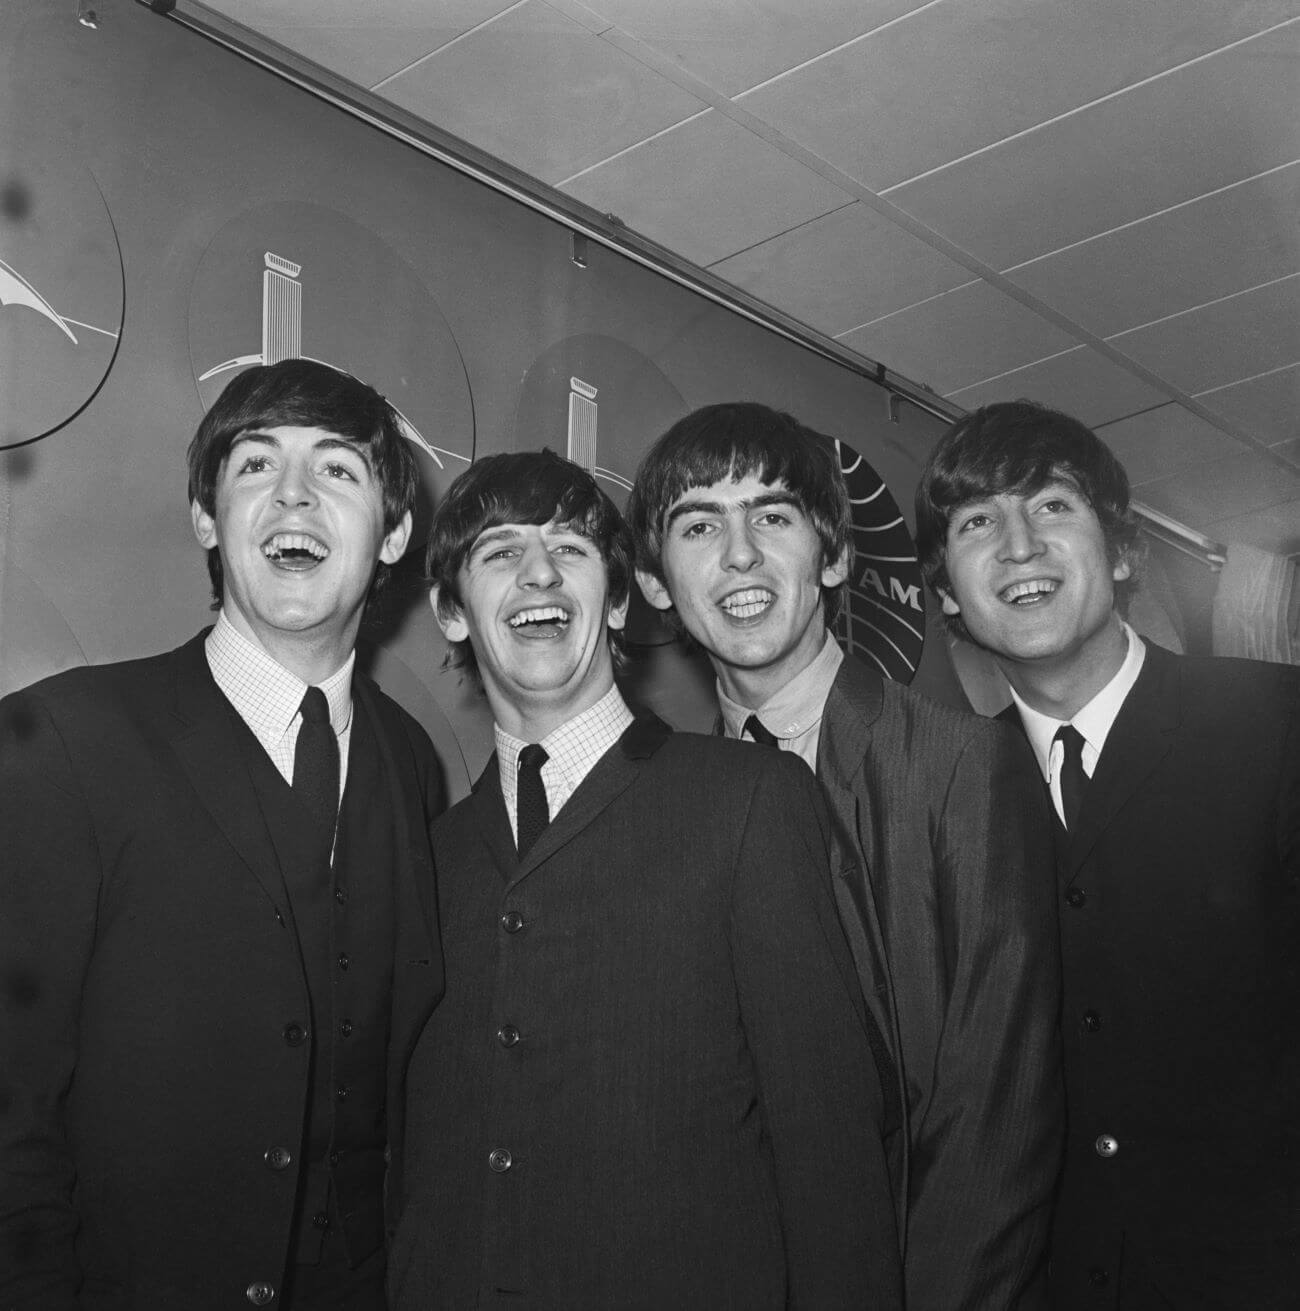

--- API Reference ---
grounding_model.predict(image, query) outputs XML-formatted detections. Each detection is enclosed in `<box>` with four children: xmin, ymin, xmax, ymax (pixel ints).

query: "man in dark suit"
<box><xmin>628</xmin><ymin>402</ymin><xmax>1062</xmax><ymax>1311</ymax></box>
<box><xmin>388</xmin><ymin>449</ymin><xmax>901</xmax><ymax>1310</ymax></box>
<box><xmin>0</xmin><ymin>360</ymin><xmax>444</xmax><ymax>1310</ymax></box>
<box><xmin>914</xmin><ymin>399</ymin><xmax>1300</xmax><ymax>1308</ymax></box>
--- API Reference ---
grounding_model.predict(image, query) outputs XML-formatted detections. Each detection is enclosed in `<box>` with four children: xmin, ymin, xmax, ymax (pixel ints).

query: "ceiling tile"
<box><xmin>890</xmin><ymin>24</ymin><xmax>1300</xmax><ymax>269</ymax></box>
<box><xmin>1137</xmin><ymin>449</ymin><xmax>1300</xmax><ymax>525</ymax></box>
<box><xmin>203</xmin><ymin>0</ymin><xmax>515</xmax><ymax>88</ymax></box>
<box><xmin>1207</xmin><ymin>500</ymin><xmax>1300</xmax><ymax>555</ymax></box>
<box><xmin>580</xmin><ymin>0</ymin><xmax>917</xmax><ymax>97</ymax></box>
<box><xmin>740</xmin><ymin>1</ymin><xmax>1298</xmax><ymax>193</ymax></box>
<box><xmin>1099</xmin><ymin>404</ymin><xmax>1244</xmax><ymax>487</ymax></box>
<box><xmin>1196</xmin><ymin>363</ymin><xmax>1300</xmax><ymax>447</ymax></box>
<box><xmin>1110</xmin><ymin>275</ymin><xmax>1300</xmax><ymax>394</ymax></box>
<box><xmin>1007</xmin><ymin>164</ymin><xmax>1300</xmax><ymax>336</ymax></box>
<box><xmin>560</xmin><ymin>111</ymin><xmax>854</xmax><ymax>266</ymax></box>
<box><xmin>380</xmin><ymin>0</ymin><xmax>705</xmax><ymax>183</ymax></box>
<box><xmin>946</xmin><ymin>347</ymin><xmax>1169</xmax><ymax>428</ymax></box>
<box><xmin>709</xmin><ymin>203</ymin><xmax>973</xmax><ymax>336</ymax></box>
<box><xmin>837</xmin><ymin>281</ymin><xmax>1078</xmax><ymax>393</ymax></box>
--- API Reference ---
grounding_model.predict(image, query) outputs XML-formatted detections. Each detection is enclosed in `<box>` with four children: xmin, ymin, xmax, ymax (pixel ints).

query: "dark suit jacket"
<box><xmin>1001</xmin><ymin>643</ymin><xmax>1300</xmax><ymax>1309</ymax></box>
<box><xmin>819</xmin><ymin>654</ymin><xmax>1063</xmax><ymax>1311</ymax></box>
<box><xmin>0</xmin><ymin>632</ymin><xmax>443</xmax><ymax>1310</ymax></box>
<box><xmin>389</xmin><ymin>715</ymin><xmax>903</xmax><ymax>1310</ymax></box>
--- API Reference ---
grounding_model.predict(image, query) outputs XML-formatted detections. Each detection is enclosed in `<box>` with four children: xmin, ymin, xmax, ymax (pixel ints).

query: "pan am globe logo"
<box><xmin>0</xmin><ymin>155</ymin><xmax>124</xmax><ymax>449</ymax></box>
<box><xmin>188</xmin><ymin>203</ymin><xmax>474</xmax><ymax>510</ymax></box>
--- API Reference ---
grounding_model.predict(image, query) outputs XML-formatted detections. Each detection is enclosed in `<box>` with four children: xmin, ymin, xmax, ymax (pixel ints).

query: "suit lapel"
<box><xmin>166</xmin><ymin>633</ymin><xmax>288</xmax><ymax>912</ymax></box>
<box><xmin>1063</xmin><ymin>643</ymin><xmax>1180</xmax><ymax>881</ymax></box>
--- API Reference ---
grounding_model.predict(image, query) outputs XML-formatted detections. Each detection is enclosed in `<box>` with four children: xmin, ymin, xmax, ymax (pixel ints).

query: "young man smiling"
<box><xmin>916</xmin><ymin>399</ymin><xmax>1300</xmax><ymax>1308</ymax></box>
<box><xmin>0</xmin><ymin>360</ymin><xmax>444</xmax><ymax>1311</ymax></box>
<box><xmin>629</xmin><ymin>402</ymin><xmax>1062</xmax><ymax>1311</ymax></box>
<box><xmin>388</xmin><ymin>449</ymin><xmax>903</xmax><ymax>1310</ymax></box>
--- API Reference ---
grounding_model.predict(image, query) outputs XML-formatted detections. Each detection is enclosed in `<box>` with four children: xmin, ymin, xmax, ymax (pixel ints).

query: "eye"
<box><xmin>679</xmin><ymin>520</ymin><xmax>714</xmax><ymax>539</ymax></box>
<box><xmin>1038</xmin><ymin>497</ymin><xmax>1071</xmax><ymax>514</ymax></box>
<box><xmin>754</xmin><ymin>510</ymin><xmax>791</xmax><ymax>528</ymax></box>
<box><xmin>237</xmin><ymin>454</ymin><xmax>271</xmax><ymax>474</ymax></box>
<box><xmin>552</xmin><ymin>541</ymin><xmax>587</xmax><ymax>556</ymax></box>
<box><xmin>323</xmin><ymin>462</ymin><xmax>359</xmax><ymax>481</ymax></box>
<box><xmin>956</xmin><ymin>511</ymin><xmax>992</xmax><ymax>533</ymax></box>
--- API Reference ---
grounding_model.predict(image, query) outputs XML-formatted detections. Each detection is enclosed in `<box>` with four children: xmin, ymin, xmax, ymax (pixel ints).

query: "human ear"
<box><xmin>822</xmin><ymin>544</ymin><xmax>850</xmax><ymax>589</ymax></box>
<box><xmin>429</xmin><ymin>584</ymin><xmax>469</xmax><ymax>643</ymax></box>
<box><xmin>606</xmin><ymin>593</ymin><xmax>630</xmax><ymax>632</ymax></box>
<box><xmin>940</xmin><ymin>590</ymin><xmax>962</xmax><ymax>617</ymax></box>
<box><xmin>635</xmin><ymin>568</ymin><xmax>675</xmax><ymax>613</ymax></box>
<box><xmin>379</xmin><ymin>511</ymin><xmax>413</xmax><ymax>566</ymax></box>
<box><xmin>191</xmin><ymin>500</ymin><xmax>218</xmax><ymax>550</ymax></box>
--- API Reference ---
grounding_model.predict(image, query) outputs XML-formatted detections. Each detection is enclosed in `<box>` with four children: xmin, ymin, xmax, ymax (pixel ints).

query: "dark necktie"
<box><xmin>293</xmin><ymin>686</ymin><xmax>339</xmax><ymax>834</ymax></box>
<box><xmin>743</xmin><ymin>714</ymin><xmax>781</xmax><ymax>748</ymax></box>
<box><xmin>516</xmin><ymin>743</ymin><xmax>550</xmax><ymax>858</ymax></box>
<box><xmin>1054</xmin><ymin>723</ymin><xmax>1088</xmax><ymax>831</ymax></box>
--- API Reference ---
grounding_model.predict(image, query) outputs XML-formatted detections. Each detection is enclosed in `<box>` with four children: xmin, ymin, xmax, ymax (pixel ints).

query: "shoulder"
<box><xmin>1</xmin><ymin>646</ymin><xmax>180</xmax><ymax>724</ymax></box>
<box><xmin>657</xmin><ymin>727</ymin><xmax>815</xmax><ymax>784</ymax></box>
<box><xmin>1163</xmin><ymin>647</ymin><xmax>1300</xmax><ymax>703</ymax></box>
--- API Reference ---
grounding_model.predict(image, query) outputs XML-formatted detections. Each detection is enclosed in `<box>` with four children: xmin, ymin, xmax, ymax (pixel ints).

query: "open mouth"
<box><xmin>262</xmin><ymin>532</ymin><xmax>330</xmax><ymax>571</ymax></box>
<box><xmin>720</xmin><ymin>588</ymin><xmax>774</xmax><ymax>620</ymax></box>
<box><xmin>508</xmin><ymin>605</ymin><xmax>571</xmax><ymax>637</ymax></box>
<box><xmin>1000</xmin><ymin>578</ymin><xmax>1058</xmax><ymax>606</ymax></box>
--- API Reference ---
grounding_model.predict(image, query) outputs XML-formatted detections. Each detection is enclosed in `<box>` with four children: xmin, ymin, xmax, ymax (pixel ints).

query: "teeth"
<box><xmin>509</xmin><ymin>606</ymin><xmax>569</xmax><ymax>628</ymax></box>
<box><xmin>721</xmin><ymin>588</ymin><xmax>773</xmax><ymax>620</ymax></box>
<box><xmin>1001</xmin><ymin>579</ymin><xmax>1057</xmax><ymax>603</ymax></box>
<box><xmin>262</xmin><ymin>532</ymin><xmax>329</xmax><ymax>560</ymax></box>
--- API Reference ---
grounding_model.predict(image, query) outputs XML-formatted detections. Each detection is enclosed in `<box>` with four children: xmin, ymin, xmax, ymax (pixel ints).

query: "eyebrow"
<box><xmin>664</xmin><ymin>489</ymin><xmax>798</xmax><ymax>529</ymax></box>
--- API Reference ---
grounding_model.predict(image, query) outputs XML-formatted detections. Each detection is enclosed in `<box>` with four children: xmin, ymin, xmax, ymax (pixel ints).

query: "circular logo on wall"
<box><xmin>187</xmin><ymin>202</ymin><xmax>475</xmax><ymax>517</ymax></box>
<box><xmin>0</xmin><ymin>155</ymin><xmax>124</xmax><ymax>449</ymax></box>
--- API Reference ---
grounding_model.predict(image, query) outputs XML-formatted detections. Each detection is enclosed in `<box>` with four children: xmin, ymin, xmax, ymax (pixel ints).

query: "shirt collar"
<box><xmin>717</xmin><ymin>630</ymin><xmax>843</xmax><ymax>741</ymax></box>
<box><xmin>495</xmin><ymin>683</ymin><xmax>634</xmax><ymax>816</ymax></box>
<box><xmin>1011</xmin><ymin>620</ymin><xmax>1146</xmax><ymax>780</ymax></box>
<box><xmin>206</xmin><ymin>610</ymin><xmax>354</xmax><ymax>743</ymax></box>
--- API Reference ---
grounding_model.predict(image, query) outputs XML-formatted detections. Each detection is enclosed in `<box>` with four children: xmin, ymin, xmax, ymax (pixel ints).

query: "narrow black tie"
<box><xmin>516</xmin><ymin>744</ymin><xmax>550</xmax><ymax>858</ymax></box>
<box><xmin>743</xmin><ymin>714</ymin><xmax>781</xmax><ymax>748</ymax></box>
<box><xmin>1055</xmin><ymin>723</ymin><xmax>1088</xmax><ymax>831</ymax></box>
<box><xmin>293</xmin><ymin>686</ymin><xmax>339</xmax><ymax>834</ymax></box>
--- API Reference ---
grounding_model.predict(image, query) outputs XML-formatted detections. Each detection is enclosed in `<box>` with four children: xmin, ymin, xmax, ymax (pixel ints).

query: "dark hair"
<box><xmin>187</xmin><ymin>359</ymin><xmax>419</xmax><ymax>607</ymax></box>
<box><xmin>426</xmin><ymin>449</ymin><xmax>633</xmax><ymax>674</ymax></box>
<box><xmin>626</xmin><ymin>402</ymin><xmax>852</xmax><ymax>624</ymax></box>
<box><xmin>914</xmin><ymin>399</ymin><xmax>1143</xmax><ymax>638</ymax></box>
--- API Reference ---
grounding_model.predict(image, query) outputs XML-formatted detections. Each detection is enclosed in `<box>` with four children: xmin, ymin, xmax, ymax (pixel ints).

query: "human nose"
<box><xmin>518</xmin><ymin>542</ymin><xmax>562</xmax><ymax>589</ymax></box>
<box><xmin>273</xmin><ymin>461</ymin><xmax>316</xmax><ymax>508</ymax></box>
<box><xmin>996</xmin><ymin>508</ymin><xmax>1045</xmax><ymax>562</ymax></box>
<box><xmin>721</xmin><ymin>521</ymin><xmax>762</xmax><ymax>572</ymax></box>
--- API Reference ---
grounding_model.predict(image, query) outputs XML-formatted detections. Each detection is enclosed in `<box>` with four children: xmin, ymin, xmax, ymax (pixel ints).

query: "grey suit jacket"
<box><xmin>819</xmin><ymin>653</ymin><xmax>1062</xmax><ymax>1311</ymax></box>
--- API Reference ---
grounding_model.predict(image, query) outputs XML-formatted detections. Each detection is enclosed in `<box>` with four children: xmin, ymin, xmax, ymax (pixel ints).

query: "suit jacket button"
<box><xmin>488</xmin><ymin>1148</ymin><xmax>513</xmax><ymax>1172</ymax></box>
<box><xmin>1094</xmin><ymin>1134</ymin><xmax>1119</xmax><ymax>1158</ymax></box>
<box><xmin>1082</xmin><ymin>1010</ymin><xmax>1102</xmax><ymax>1032</ymax></box>
<box><xmin>245</xmin><ymin>1281</ymin><xmax>276</xmax><ymax>1305</ymax></box>
<box><xmin>282</xmin><ymin>1022</ymin><xmax>307</xmax><ymax>1046</ymax></box>
<box><xmin>501</xmin><ymin>911</ymin><xmax>524</xmax><ymax>934</ymax></box>
<box><xmin>497</xmin><ymin>1024</ymin><xmax>520</xmax><ymax>1047</ymax></box>
<box><xmin>312</xmin><ymin>1211</ymin><xmax>331</xmax><ymax>1230</ymax></box>
<box><xmin>263</xmin><ymin>1147</ymin><xmax>292</xmax><ymax>1171</ymax></box>
<box><xmin>1088</xmin><ymin>1267</ymin><xmax>1109</xmax><ymax>1287</ymax></box>
<box><xmin>1065</xmin><ymin>887</ymin><xmax>1086</xmax><ymax>908</ymax></box>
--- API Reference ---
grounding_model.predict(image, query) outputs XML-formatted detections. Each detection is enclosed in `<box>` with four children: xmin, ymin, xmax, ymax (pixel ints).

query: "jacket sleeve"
<box><xmin>0</xmin><ymin>691</ymin><xmax>100</xmax><ymax>1309</ymax></box>
<box><xmin>729</xmin><ymin>753</ymin><xmax>904</xmax><ymax>1310</ymax></box>
<box><xmin>906</xmin><ymin>720</ymin><xmax>1063</xmax><ymax>1311</ymax></box>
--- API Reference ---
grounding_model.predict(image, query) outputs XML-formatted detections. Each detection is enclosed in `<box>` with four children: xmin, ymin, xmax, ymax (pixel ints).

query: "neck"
<box><xmin>487</xmin><ymin>676</ymin><xmax>617</xmax><ymax>744</ymax></box>
<box><xmin>224</xmin><ymin>608</ymin><xmax>357</xmax><ymax>685</ymax></box>
<box><xmin>712</xmin><ymin>625</ymin><xmax>829</xmax><ymax>711</ymax></box>
<box><xmin>999</xmin><ymin>614</ymin><xmax>1128</xmax><ymax>720</ymax></box>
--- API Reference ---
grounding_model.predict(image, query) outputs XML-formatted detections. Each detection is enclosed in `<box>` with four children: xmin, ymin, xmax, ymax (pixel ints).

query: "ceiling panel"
<box><xmin>837</xmin><ymin>280</ymin><xmax>1078</xmax><ymax>394</ymax></box>
<box><xmin>1137</xmin><ymin>449</ymin><xmax>1300</xmax><ymax>524</ymax></box>
<box><xmin>709</xmin><ymin>203</ymin><xmax>973</xmax><ymax>336</ymax></box>
<box><xmin>559</xmin><ymin>111</ymin><xmax>855</xmax><ymax>266</ymax></box>
<box><xmin>946</xmin><ymin>347</ymin><xmax>1169</xmax><ymax>427</ymax></box>
<box><xmin>201</xmin><ymin>0</ymin><xmax>515</xmax><ymax>88</ymax></box>
<box><xmin>1098</xmin><ymin>404</ymin><xmax>1245</xmax><ymax>486</ymax></box>
<box><xmin>1195</xmin><ymin>363</ymin><xmax>1300</xmax><ymax>447</ymax></box>
<box><xmin>1006</xmin><ymin>164</ymin><xmax>1300</xmax><ymax>336</ymax></box>
<box><xmin>1109</xmin><ymin>274</ymin><xmax>1300</xmax><ymax>394</ymax></box>
<box><xmin>1208</xmin><ymin>499</ymin><xmax>1300</xmax><ymax>553</ymax></box>
<box><xmin>577</xmin><ymin>0</ymin><xmax>918</xmax><ymax>97</ymax></box>
<box><xmin>889</xmin><ymin>24</ymin><xmax>1300</xmax><ymax>269</ymax></box>
<box><xmin>740</xmin><ymin>1</ymin><xmax>1298</xmax><ymax>193</ymax></box>
<box><xmin>379</xmin><ymin>0</ymin><xmax>705</xmax><ymax>183</ymax></box>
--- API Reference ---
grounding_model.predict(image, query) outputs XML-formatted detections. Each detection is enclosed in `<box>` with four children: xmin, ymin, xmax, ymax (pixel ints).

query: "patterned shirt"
<box><xmin>495</xmin><ymin>683</ymin><xmax>634</xmax><ymax>844</ymax></box>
